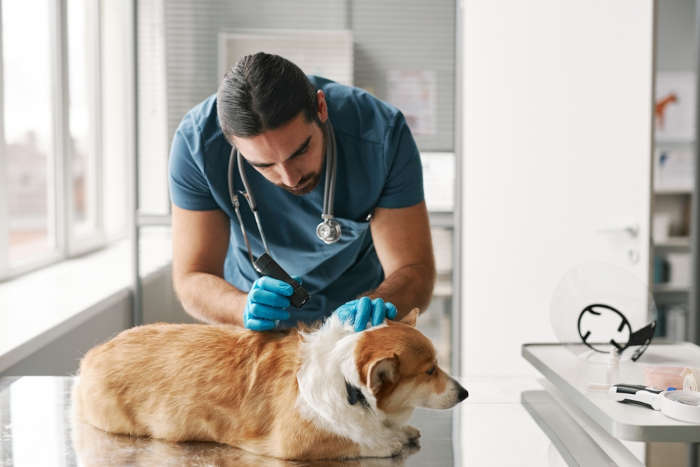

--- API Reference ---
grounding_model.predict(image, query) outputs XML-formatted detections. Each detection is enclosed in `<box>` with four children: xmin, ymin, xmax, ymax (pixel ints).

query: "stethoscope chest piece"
<box><xmin>316</xmin><ymin>217</ymin><xmax>342</xmax><ymax>244</ymax></box>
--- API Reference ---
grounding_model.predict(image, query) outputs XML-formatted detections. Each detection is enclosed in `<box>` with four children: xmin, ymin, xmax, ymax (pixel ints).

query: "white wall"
<box><xmin>460</xmin><ymin>0</ymin><xmax>654</xmax><ymax>377</ymax></box>
<box><xmin>1</xmin><ymin>294</ymin><xmax>132</xmax><ymax>376</ymax></box>
<box><xmin>1</xmin><ymin>265</ymin><xmax>191</xmax><ymax>377</ymax></box>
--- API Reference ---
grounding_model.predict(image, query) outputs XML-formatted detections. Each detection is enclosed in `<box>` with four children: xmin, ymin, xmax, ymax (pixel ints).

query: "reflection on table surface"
<box><xmin>0</xmin><ymin>377</ymin><xmax>456</xmax><ymax>467</ymax></box>
<box><xmin>1</xmin><ymin>376</ymin><xmax>565</xmax><ymax>466</ymax></box>
<box><xmin>72</xmin><ymin>419</ymin><xmax>420</xmax><ymax>467</ymax></box>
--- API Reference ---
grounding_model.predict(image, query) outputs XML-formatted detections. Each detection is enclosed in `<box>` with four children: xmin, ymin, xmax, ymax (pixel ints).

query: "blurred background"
<box><xmin>1</xmin><ymin>1</ymin><xmax>700</xmax><ymax>465</ymax></box>
<box><xmin>0</xmin><ymin>0</ymin><xmax>458</xmax><ymax>372</ymax></box>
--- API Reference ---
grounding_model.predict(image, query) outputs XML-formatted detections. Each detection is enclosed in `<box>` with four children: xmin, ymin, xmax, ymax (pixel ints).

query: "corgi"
<box><xmin>73</xmin><ymin>308</ymin><xmax>468</xmax><ymax>460</ymax></box>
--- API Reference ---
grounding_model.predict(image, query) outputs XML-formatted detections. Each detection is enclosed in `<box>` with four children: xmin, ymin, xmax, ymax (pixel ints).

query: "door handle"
<box><xmin>596</xmin><ymin>223</ymin><xmax>639</xmax><ymax>238</ymax></box>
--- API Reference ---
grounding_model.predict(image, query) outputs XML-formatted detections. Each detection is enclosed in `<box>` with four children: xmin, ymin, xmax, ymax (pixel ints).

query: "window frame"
<box><xmin>0</xmin><ymin>0</ymin><xmax>121</xmax><ymax>282</ymax></box>
<box><xmin>0</xmin><ymin>0</ymin><xmax>7</xmax><ymax>276</ymax></box>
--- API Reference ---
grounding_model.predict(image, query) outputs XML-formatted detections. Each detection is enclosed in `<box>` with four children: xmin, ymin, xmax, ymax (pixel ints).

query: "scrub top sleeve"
<box><xmin>168</xmin><ymin>128</ymin><xmax>219</xmax><ymax>211</ymax></box>
<box><xmin>376</xmin><ymin>112</ymin><xmax>425</xmax><ymax>209</ymax></box>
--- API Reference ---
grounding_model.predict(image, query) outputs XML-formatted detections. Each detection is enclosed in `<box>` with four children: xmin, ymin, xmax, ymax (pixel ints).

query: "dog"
<box><xmin>73</xmin><ymin>308</ymin><xmax>468</xmax><ymax>460</ymax></box>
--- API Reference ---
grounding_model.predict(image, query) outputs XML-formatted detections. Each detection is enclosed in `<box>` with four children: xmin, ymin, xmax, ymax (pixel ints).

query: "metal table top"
<box><xmin>0</xmin><ymin>375</ymin><xmax>577</xmax><ymax>466</ymax></box>
<box><xmin>522</xmin><ymin>343</ymin><xmax>700</xmax><ymax>442</ymax></box>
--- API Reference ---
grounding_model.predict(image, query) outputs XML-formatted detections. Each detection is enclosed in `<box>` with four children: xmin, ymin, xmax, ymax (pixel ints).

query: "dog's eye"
<box><xmin>426</xmin><ymin>366</ymin><xmax>436</xmax><ymax>375</ymax></box>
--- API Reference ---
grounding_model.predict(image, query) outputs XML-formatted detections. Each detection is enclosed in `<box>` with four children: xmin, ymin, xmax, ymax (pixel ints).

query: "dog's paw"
<box><xmin>388</xmin><ymin>437</ymin><xmax>405</xmax><ymax>456</ymax></box>
<box><xmin>360</xmin><ymin>437</ymin><xmax>405</xmax><ymax>458</ymax></box>
<box><xmin>400</xmin><ymin>425</ymin><xmax>421</xmax><ymax>444</ymax></box>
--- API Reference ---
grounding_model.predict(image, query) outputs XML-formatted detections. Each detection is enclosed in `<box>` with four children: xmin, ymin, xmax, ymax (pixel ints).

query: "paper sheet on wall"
<box><xmin>421</xmin><ymin>152</ymin><xmax>454</xmax><ymax>212</ymax></box>
<box><xmin>655</xmin><ymin>71</ymin><xmax>696</xmax><ymax>142</ymax></box>
<box><xmin>386</xmin><ymin>70</ymin><xmax>436</xmax><ymax>136</ymax></box>
<box><xmin>219</xmin><ymin>30</ymin><xmax>353</xmax><ymax>86</ymax></box>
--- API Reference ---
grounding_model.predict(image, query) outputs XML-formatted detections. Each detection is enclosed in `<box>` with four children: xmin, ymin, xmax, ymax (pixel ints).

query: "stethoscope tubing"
<box><xmin>227</xmin><ymin>119</ymin><xmax>339</xmax><ymax>270</ymax></box>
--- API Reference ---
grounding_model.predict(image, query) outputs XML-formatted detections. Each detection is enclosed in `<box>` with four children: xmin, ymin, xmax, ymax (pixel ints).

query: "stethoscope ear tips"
<box><xmin>316</xmin><ymin>218</ymin><xmax>342</xmax><ymax>244</ymax></box>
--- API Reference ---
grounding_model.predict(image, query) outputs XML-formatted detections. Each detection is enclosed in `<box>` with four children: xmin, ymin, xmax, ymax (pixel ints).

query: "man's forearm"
<box><xmin>174</xmin><ymin>272</ymin><xmax>247</xmax><ymax>325</ymax></box>
<box><xmin>365</xmin><ymin>263</ymin><xmax>436</xmax><ymax>319</ymax></box>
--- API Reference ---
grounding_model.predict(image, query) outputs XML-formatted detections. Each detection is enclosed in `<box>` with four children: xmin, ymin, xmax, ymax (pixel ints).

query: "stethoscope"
<box><xmin>227</xmin><ymin>119</ymin><xmax>342</xmax><ymax>275</ymax></box>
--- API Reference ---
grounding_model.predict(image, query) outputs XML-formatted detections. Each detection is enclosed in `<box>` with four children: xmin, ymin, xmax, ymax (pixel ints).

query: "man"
<box><xmin>169</xmin><ymin>52</ymin><xmax>435</xmax><ymax>332</ymax></box>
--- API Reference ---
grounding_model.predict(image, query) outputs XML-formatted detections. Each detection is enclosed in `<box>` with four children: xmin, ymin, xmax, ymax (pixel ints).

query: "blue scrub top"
<box><xmin>168</xmin><ymin>76</ymin><xmax>424</xmax><ymax>326</ymax></box>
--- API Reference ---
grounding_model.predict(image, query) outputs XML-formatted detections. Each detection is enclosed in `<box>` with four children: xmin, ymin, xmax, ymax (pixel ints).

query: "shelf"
<box><xmin>653</xmin><ymin>284</ymin><xmax>690</xmax><ymax>293</ymax></box>
<box><xmin>654</xmin><ymin>188</ymin><xmax>693</xmax><ymax>195</ymax></box>
<box><xmin>654</xmin><ymin>237</ymin><xmax>691</xmax><ymax>248</ymax></box>
<box><xmin>654</xmin><ymin>138</ymin><xmax>695</xmax><ymax>144</ymax></box>
<box><xmin>429</xmin><ymin>211</ymin><xmax>454</xmax><ymax>228</ymax></box>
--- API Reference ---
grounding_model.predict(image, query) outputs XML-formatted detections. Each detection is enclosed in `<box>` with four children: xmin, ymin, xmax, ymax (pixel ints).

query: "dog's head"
<box><xmin>296</xmin><ymin>308</ymin><xmax>468</xmax><ymax>444</ymax></box>
<box><xmin>352</xmin><ymin>308</ymin><xmax>468</xmax><ymax>414</ymax></box>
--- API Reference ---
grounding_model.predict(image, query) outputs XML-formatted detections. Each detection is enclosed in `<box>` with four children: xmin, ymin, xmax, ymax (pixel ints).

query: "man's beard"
<box><xmin>277</xmin><ymin>170</ymin><xmax>322</xmax><ymax>195</ymax></box>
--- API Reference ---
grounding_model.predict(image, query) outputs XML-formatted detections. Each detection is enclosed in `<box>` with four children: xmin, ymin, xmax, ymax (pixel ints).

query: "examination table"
<box><xmin>2</xmin><ymin>375</ymin><xmax>655</xmax><ymax>466</ymax></box>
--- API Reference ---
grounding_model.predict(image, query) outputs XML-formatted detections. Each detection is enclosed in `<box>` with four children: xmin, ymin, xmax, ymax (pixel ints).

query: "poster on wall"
<box><xmin>386</xmin><ymin>70</ymin><xmax>436</xmax><ymax>136</ymax></box>
<box><xmin>654</xmin><ymin>147</ymin><xmax>694</xmax><ymax>191</ymax></box>
<box><xmin>218</xmin><ymin>30</ymin><xmax>353</xmax><ymax>87</ymax></box>
<box><xmin>655</xmin><ymin>71</ymin><xmax>696</xmax><ymax>142</ymax></box>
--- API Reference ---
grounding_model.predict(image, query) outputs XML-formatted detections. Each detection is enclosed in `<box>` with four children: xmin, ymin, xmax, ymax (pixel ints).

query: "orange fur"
<box><xmin>73</xmin><ymin>308</ymin><xmax>463</xmax><ymax>460</ymax></box>
<box><xmin>355</xmin><ymin>310</ymin><xmax>449</xmax><ymax>413</ymax></box>
<box><xmin>75</xmin><ymin>323</ymin><xmax>359</xmax><ymax>460</ymax></box>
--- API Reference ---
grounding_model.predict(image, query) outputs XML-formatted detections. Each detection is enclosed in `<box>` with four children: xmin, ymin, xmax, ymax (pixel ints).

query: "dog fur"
<box><xmin>73</xmin><ymin>308</ymin><xmax>467</xmax><ymax>460</ymax></box>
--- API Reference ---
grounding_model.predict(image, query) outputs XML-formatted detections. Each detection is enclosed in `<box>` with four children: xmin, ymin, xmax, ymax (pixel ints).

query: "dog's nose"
<box><xmin>457</xmin><ymin>385</ymin><xmax>468</xmax><ymax>402</ymax></box>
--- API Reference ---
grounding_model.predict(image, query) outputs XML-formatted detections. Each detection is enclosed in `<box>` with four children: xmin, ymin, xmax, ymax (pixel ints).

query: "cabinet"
<box><xmin>651</xmin><ymin>0</ymin><xmax>697</xmax><ymax>343</ymax></box>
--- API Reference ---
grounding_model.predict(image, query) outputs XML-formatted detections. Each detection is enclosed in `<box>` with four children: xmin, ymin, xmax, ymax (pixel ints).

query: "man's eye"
<box><xmin>291</xmin><ymin>146</ymin><xmax>309</xmax><ymax>159</ymax></box>
<box><xmin>426</xmin><ymin>366</ymin><xmax>436</xmax><ymax>375</ymax></box>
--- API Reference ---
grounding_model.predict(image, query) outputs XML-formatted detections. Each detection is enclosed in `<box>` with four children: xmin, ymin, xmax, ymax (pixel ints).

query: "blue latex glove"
<box><xmin>244</xmin><ymin>276</ymin><xmax>293</xmax><ymax>331</ymax></box>
<box><xmin>335</xmin><ymin>296</ymin><xmax>398</xmax><ymax>332</ymax></box>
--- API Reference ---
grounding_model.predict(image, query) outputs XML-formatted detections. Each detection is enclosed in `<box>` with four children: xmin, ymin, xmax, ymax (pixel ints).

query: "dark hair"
<box><xmin>217</xmin><ymin>52</ymin><xmax>319</xmax><ymax>139</ymax></box>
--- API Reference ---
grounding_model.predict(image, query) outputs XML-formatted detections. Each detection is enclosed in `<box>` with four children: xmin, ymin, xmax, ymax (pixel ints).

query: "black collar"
<box><xmin>345</xmin><ymin>381</ymin><xmax>370</xmax><ymax>409</ymax></box>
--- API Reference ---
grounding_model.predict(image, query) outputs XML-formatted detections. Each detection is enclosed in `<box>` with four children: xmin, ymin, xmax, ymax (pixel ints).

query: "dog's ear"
<box><xmin>367</xmin><ymin>354</ymin><xmax>399</xmax><ymax>395</ymax></box>
<box><xmin>399</xmin><ymin>308</ymin><xmax>420</xmax><ymax>327</ymax></box>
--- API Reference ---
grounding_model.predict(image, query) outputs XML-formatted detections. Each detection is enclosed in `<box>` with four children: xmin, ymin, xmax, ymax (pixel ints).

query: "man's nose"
<box><xmin>279</xmin><ymin>164</ymin><xmax>302</xmax><ymax>187</ymax></box>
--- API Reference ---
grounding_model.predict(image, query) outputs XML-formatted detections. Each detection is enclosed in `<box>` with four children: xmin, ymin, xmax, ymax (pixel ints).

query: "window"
<box><xmin>0</xmin><ymin>0</ymin><xmax>132</xmax><ymax>281</ymax></box>
<box><xmin>2</xmin><ymin>0</ymin><xmax>55</xmax><ymax>268</ymax></box>
<box><xmin>68</xmin><ymin>0</ymin><xmax>100</xmax><ymax>238</ymax></box>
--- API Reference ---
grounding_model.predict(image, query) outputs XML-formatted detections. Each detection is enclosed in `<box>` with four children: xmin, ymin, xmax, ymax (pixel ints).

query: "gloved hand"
<box><xmin>335</xmin><ymin>296</ymin><xmax>398</xmax><ymax>332</ymax></box>
<box><xmin>243</xmin><ymin>276</ymin><xmax>293</xmax><ymax>331</ymax></box>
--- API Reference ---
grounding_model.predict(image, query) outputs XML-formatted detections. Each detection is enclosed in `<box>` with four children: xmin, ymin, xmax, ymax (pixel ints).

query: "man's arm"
<box><xmin>171</xmin><ymin>204</ymin><xmax>247</xmax><ymax>325</ymax></box>
<box><xmin>365</xmin><ymin>201</ymin><xmax>436</xmax><ymax>319</ymax></box>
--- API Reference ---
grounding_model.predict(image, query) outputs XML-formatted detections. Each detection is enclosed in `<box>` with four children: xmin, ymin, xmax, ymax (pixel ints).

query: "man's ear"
<box><xmin>366</xmin><ymin>354</ymin><xmax>399</xmax><ymax>395</ymax></box>
<box><xmin>316</xmin><ymin>90</ymin><xmax>328</xmax><ymax>123</ymax></box>
<box><xmin>400</xmin><ymin>308</ymin><xmax>420</xmax><ymax>327</ymax></box>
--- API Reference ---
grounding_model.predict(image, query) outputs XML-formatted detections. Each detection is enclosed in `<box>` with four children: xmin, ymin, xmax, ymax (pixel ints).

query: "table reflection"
<box><xmin>1</xmin><ymin>377</ymin><xmax>452</xmax><ymax>466</ymax></box>
<box><xmin>72</xmin><ymin>417</ymin><xmax>419</xmax><ymax>467</ymax></box>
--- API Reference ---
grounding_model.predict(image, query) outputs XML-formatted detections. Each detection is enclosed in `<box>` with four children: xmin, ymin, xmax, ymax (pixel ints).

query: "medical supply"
<box><xmin>550</xmin><ymin>262</ymin><xmax>658</xmax><ymax>363</ymax></box>
<box><xmin>644</xmin><ymin>366</ymin><xmax>687</xmax><ymax>390</ymax></box>
<box><xmin>609</xmin><ymin>384</ymin><xmax>700</xmax><ymax>424</ymax></box>
<box><xmin>335</xmin><ymin>297</ymin><xmax>398</xmax><ymax>332</ymax></box>
<box><xmin>228</xmin><ymin>119</ymin><xmax>341</xmax><ymax>246</ymax></box>
<box><xmin>226</xmin><ymin>120</ymin><xmax>342</xmax><ymax>308</ymax></box>
<box><xmin>666</xmin><ymin>253</ymin><xmax>691</xmax><ymax>288</ymax></box>
<box><xmin>244</xmin><ymin>277</ymin><xmax>293</xmax><ymax>331</ymax></box>
<box><xmin>666</xmin><ymin>305</ymin><xmax>689</xmax><ymax>342</ymax></box>
<box><xmin>682</xmin><ymin>368</ymin><xmax>700</xmax><ymax>392</ymax></box>
<box><xmin>577</xmin><ymin>303</ymin><xmax>656</xmax><ymax>362</ymax></box>
<box><xmin>652</xmin><ymin>213</ymin><xmax>672</xmax><ymax>242</ymax></box>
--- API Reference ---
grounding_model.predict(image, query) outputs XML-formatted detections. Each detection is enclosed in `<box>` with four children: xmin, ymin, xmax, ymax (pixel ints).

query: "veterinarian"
<box><xmin>169</xmin><ymin>52</ymin><xmax>435</xmax><ymax>332</ymax></box>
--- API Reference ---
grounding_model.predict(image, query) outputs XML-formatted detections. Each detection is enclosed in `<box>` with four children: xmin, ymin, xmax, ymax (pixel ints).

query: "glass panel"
<box><xmin>2</xmin><ymin>0</ymin><xmax>55</xmax><ymax>266</ymax></box>
<box><xmin>68</xmin><ymin>0</ymin><xmax>97</xmax><ymax>237</ymax></box>
<box><xmin>101</xmin><ymin>0</ymin><xmax>130</xmax><ymax>240</ymax></box>
<box><xmin>420</xmin><ymin>226</ymin><xmax>453</xmax><ymax>369</ymax></box>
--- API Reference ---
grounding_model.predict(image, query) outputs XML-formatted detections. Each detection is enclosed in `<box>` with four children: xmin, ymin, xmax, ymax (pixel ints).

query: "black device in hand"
<box><xmin>254</xmin><ymin>253</ymin><xmax>309</xmax><ymax>308</ymax></box>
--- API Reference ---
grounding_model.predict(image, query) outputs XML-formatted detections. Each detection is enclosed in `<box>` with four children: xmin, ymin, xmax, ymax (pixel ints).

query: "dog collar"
<box><xmin>345</xmin><ymin>381</ymin><xmax>370</xmax><ymax>409</ymax></box>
